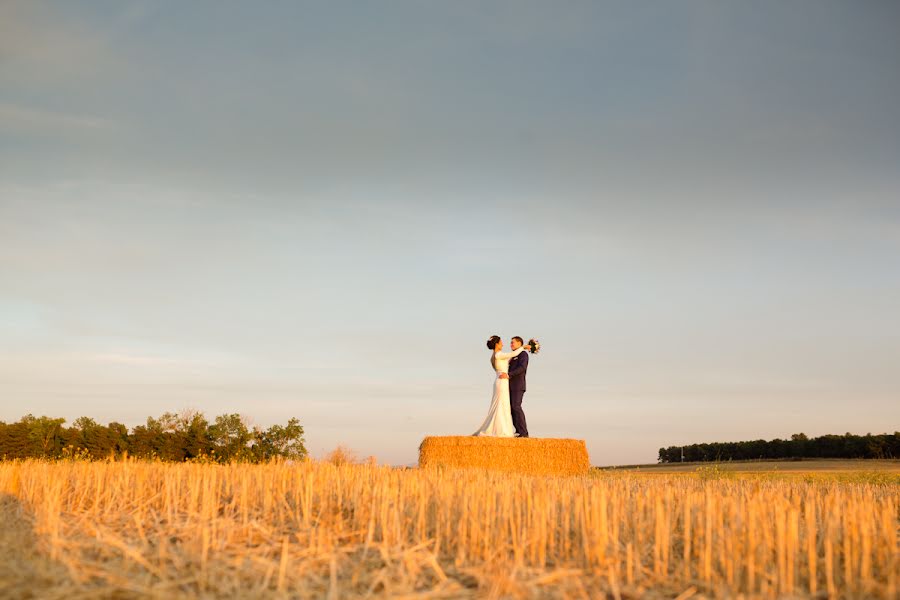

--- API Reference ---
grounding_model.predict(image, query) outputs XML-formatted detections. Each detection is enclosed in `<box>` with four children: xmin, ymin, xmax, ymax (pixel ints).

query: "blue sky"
<box><xmin>2</xmin><ymin>1</ymin><xmax>899</xmax><ymax>465</ymax></box>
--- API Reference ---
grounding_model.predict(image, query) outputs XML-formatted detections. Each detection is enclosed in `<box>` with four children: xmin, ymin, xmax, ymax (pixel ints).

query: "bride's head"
<box><xmin>486</xmin><ymin>335</ymin><xmax>501</xmax><ymax>351</ymax></box>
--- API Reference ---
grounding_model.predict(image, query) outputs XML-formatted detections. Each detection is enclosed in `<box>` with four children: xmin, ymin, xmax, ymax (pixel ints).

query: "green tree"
<box><xmin>107</xmin><ymin>422</ymin><xmax>130</xmax><ymax>456</ymax></box>
<box><xmin>129</xmin><ymin>417</ymin><xmax>166</xmax><ymax>459</ymax></box>
<box><xmin>179</xmin><ymin>410</ymin><xmax>213</xmax><ymax>459</ymax></box>
<box><xmin>210</xmin><ymin>414</ymin><xmax>253</xmax><ymax>461</ymax></box>
<box><xmin>22</xmin><ymin>414</ymin><xmax>66</xmax><ymax>457</ymax></box>
<box><xmin>253</xmin><ymin>418</ymin><xmax>307</xmax><ymax>461</ymax></box>
<box><xmin>1</xmin><ymin>411</ymin><xmax>308</xmax><ymax>464</ymax></box>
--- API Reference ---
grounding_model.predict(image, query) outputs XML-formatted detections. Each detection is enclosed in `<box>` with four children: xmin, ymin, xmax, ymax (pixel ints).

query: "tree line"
<box><xmin>0</xmin><ymin>411</ymin><xmax>307</xmax><ymax>462</ymax></box>
<box><xmin>658</xmin><ymin>432</ymin><xmax>900</xmax><ymax>463</ymax></box>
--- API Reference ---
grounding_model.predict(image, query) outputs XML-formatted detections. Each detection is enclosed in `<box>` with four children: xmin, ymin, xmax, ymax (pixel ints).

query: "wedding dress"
<box><xmin>472</xmin><ymin>347</ymin><xmax>525</xmax><ymax>437</ymax></box>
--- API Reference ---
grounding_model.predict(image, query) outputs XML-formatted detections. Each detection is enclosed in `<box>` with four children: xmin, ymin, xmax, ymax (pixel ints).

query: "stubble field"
<box><xmin>0</xmin><ymin>459</ymin><xmax>897</xmax><ymax>599</ymax></box>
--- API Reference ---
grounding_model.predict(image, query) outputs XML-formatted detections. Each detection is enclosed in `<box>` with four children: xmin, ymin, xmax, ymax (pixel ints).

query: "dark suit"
<box><xmin>508</xmin><ymin>350</ymin><xmax>529</xmax><ymax>437</ymax></box>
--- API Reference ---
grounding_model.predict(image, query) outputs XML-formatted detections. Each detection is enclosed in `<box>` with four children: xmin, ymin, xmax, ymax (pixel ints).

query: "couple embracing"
<box><xmin>473</xmin><ymin>335</ymin><xmax>532</xmax><ymax>438</ymax></box>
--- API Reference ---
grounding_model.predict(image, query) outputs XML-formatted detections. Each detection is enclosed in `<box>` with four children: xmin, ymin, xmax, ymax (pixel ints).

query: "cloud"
<box><xmin>86</xmin><ymin>352</ymin><xmax>202</xmax><ymax>368</ymax></box>
<box><xmin>0</xmin><ymin>1</ymin><xmax>122</xmax><ymax>83</ymax></box>
<box><xmin>1</xmin><ymin>2</ymin><xmax>898</xmax><ymax>465</ymax></box>
<box><xmin>0</xmin><ymin>102</ymin><xmax>116</xmax><ymax>133</ymax></box>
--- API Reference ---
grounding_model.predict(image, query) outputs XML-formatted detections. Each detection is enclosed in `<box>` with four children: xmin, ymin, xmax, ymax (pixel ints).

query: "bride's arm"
<box><xmin>494</xmin><ymin>347</ymin><xmax>525</xmax><ymax>360</ymax></box>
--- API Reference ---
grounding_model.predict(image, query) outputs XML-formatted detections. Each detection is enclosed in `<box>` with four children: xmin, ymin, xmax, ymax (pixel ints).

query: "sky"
<box><xmin>1</xmin><ymin>1</ymin><xmax>899</xmax><ymax>466</ymax></box>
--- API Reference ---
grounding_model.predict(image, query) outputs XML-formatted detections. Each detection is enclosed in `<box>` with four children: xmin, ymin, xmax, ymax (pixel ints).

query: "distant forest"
<box><xmin>658</xmin><ymin>432</ymin><xmax>899</xmax><ymax>463</ymax></box>
<box><xmin>0</xmin><ymin>411</ymin><xmax>306</xmax><ymax>462</ymax></box>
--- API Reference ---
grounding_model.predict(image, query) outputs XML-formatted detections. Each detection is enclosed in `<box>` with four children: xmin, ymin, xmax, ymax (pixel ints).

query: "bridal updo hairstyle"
<box><xmin>486</xmin><ymin>335</ymin><xmax>501</xmax><ymax>350</ymax></box>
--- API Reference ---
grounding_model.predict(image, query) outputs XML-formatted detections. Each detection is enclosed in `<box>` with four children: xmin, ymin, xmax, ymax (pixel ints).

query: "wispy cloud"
<box><xmin>87</xmin><ymin>352</ymin><xmax>196</xmax><ymax>367</ymax></box>
<box><xmin>0</xmin><ymin>1</ymin><xmax>121</xmax><ymax>81</ymax></box>
<box><xmin>0</xmin><ymin>102</ymin><xmax>116</xmax><ymax>132</ymax></box>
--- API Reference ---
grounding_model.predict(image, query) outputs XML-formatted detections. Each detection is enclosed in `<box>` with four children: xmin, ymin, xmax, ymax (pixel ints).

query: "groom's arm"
<box><xmin>508</xmin><ymin>352</ymin><xmax>528</xmax><ymax>378</ymax></box>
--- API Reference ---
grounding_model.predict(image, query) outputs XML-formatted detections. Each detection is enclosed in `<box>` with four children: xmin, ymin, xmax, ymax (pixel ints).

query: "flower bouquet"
<box><xmin>527</xmin><ymin>338</ymin><xmax>541</xmax><ymax>354</ymax></box>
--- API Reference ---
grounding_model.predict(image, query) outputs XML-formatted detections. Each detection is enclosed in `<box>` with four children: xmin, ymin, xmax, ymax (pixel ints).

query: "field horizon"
<box><xmin>597</xmin><ymin>458</ymin><xmax>900</xmax><ymax>473</ymax></box>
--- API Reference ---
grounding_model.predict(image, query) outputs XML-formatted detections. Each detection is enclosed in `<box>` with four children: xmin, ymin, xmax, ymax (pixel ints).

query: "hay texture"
<box><xmin>418</xmin><ymin>436</ymin><xmax>590</xmax><ymax>476</ymax></box>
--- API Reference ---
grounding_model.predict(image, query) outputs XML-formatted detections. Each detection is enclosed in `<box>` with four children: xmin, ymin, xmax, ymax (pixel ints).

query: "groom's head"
<box><xmin>510</xmin><ymin>336</ymin><xmax>524</xmax><ymax>350</ymax></box>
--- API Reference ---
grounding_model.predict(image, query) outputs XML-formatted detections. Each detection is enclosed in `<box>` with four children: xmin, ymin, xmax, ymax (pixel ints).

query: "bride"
<box><xmin>473</xmin><ymin>335</ymin><xmax>530</xmax><ymax>437</ymax></box>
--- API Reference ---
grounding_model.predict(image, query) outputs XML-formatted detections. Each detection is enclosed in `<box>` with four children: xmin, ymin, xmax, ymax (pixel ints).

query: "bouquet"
<box><xmin>527</xmin><ymin>338</ymin><xmax>541</xmax><ymax>354</ymax></box>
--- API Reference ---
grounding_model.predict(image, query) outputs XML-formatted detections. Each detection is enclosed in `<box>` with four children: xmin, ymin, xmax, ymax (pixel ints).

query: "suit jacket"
<box><xmin>508</xmin><ymin>350</ymin><xmax>528</xmax><ymax>394</ymax></box>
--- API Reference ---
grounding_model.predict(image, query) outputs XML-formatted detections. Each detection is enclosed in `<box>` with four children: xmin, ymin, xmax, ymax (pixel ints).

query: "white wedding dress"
<box><xmin>472</xmin><ymin>347</ymin><xmax>525</xmax><ymax>437</ymax></box>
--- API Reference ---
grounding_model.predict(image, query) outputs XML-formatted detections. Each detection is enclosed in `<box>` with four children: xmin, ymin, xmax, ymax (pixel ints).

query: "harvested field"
<box><xmin>0</xmin><ymin>459</ymin><xmax>897</xmax><ymax>598</ymax></box>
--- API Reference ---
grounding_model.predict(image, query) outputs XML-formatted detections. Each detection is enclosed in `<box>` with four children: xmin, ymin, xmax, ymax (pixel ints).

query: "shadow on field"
<box><xmin>0</xmin><ymin>493</ymin><xmax>73</xmax><ymax>599</ymax></box>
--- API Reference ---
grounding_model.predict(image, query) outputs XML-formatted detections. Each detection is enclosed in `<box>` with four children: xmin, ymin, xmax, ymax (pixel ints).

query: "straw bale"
<box><xmin>418</xmin><ymin>436</ymin><xmax>590</xmax><ymax>476</ymax></box>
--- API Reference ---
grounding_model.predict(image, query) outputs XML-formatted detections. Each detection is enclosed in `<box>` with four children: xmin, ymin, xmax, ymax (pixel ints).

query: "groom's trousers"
<box><xmin>510</xmin><ymin>389</ymin><xmax>528</xmax><ymax>437</ymax></box>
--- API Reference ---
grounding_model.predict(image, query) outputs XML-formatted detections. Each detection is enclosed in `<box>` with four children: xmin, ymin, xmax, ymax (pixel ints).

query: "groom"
<box><xmin>505</xmin><ymin>336</ymin><xmax>529</xmax><ymax>437</ymax></box>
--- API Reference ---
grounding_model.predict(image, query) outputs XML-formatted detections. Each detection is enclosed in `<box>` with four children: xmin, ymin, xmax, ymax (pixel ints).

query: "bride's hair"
<box><xmin>486</xmin><ymin>335</ymin><xmax>500</xmax><ymax>371</ymax></box>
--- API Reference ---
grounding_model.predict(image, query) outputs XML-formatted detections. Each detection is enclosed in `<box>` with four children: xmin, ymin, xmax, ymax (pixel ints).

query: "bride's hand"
<box><xmin>524</xmin><ymin>345</ymin><xmax>532</xmax><ymax>351</ymax></box>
